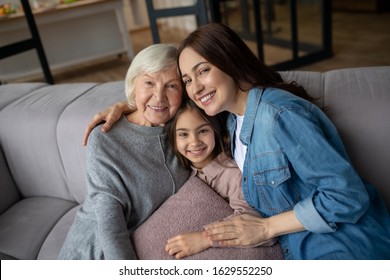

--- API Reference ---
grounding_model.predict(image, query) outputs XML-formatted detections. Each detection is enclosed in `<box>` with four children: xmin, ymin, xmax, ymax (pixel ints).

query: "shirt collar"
<box><xmin>239</xmin><ymin>87</ymin><xmax>264</xmax><ymax>145</ymax></box>
<box><xmin>189</xmin><ymin>153</ymin><xmax>229</xmax><ymax>182</ymax></box>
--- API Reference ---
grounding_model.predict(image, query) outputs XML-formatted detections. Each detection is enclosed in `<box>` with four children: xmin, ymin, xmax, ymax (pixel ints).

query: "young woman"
<box><xmin>164</xmin><ymin>99</ymin><xmax>275</xmax><ymax>259</ymax></box>
<box><xmin>82</xmin><ymin>23</ymin><xmax>390</xmax><ymax>259</ymax></box>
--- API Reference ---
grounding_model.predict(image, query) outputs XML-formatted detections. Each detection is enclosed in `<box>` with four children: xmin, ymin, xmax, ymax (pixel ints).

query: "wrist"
<box><xmin>265</xmin><ymin>211</ymin><xmax>305</xmax><ymax>238</ymax></box>
<box><xmin>120</xmin><ymin>100</ymin><xmax>134</xmax><ymax>115</ymax></box>
<box><xmin>264</xmin><ymin>216</ymin><xmax>278</xmax><ymax>239</ymax></box>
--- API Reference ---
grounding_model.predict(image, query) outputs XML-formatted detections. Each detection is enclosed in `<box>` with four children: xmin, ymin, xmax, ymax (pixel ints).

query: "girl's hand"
<box><xmin>203</xmin><ymin>213</ymin><xmax>271</xmax><ymax>247</ymax></box>
<box><xmin>82</xmin><ymin>100</ymin><xmax>130</xmax><ymax>146</ymax></box>
<box><xmin>165</xmin><ymin>231</ymin><xmax>212</xmax><ymax>259</ymax></box>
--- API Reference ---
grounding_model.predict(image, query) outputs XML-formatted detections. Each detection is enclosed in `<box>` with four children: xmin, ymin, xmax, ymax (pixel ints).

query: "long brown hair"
<box><xmin>165</xmin><ymin>99</ymin><xmax>230</xmax><ymax>169</ymax></box>
<box><xmin>177</xmin><ymin>23</ymin><xmax>313</xmax><ymax>101</ymax></box>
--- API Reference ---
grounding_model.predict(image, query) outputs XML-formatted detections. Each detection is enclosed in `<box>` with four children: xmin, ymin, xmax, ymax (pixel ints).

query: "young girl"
<box><xmin>164</xmin><ymin>99</ymin><xmax>275</xmax><ymax>259</ymax></box>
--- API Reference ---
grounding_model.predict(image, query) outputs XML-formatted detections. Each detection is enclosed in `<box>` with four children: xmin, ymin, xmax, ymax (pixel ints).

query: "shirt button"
<box><xmin>243</xmin><ymin>177</ymin><xmax>246</xmax><ymax>182</ymax></box>
<box><xmin>271</xmin><ymin>180</ymin><xmax>275</xmax><ymax>185</ymax></box>
<box><xmin>285</xmin><ymin>248</ymin><xmax>289</xmax><ymax>254</ymax></box>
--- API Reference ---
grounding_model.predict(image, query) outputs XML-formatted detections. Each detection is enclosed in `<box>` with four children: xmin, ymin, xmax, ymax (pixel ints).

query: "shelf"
<box><xmin>0</xmin><ymin>0</ymin><xmax>134</xmax><ymax>82</ymax></box>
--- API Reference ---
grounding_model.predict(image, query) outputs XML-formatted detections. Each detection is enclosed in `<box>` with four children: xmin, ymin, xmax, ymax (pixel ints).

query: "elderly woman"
<box><xmin>58</xmin><ymin>44</ymin><xmax>189</xmax><ymax>259</ymax></box>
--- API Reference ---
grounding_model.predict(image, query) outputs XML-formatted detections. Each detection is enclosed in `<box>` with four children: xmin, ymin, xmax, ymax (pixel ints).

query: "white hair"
<box><xmin>124</xmin><ymin>44</ymin><xmax>178</xmax><ymax>107</ymax></box>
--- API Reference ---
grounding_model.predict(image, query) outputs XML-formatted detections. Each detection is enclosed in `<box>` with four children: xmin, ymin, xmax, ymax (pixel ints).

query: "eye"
<box><xmin>177</xmin><ymin>132</ymin><xmax>188</xmax><ymax>138</ymax></box>
<box><xmin>167</xmin><ymin>83</ymin><xmax>179</xmax><ymax>89</ymax></box>
<box><xmin>145</xmin><ymin>80</ymin><xmax>154</xmax><ymax>86</ymax></box>
<box><xmin>198</xmin><ymin>67</ymin><xmax>209</xmax><ymax>76</ymax></box>
<box><xmin>199</xmin><ymin>128</ymin><xmax>210</xmax><ymax>134</ymax></box>
<box><xmin>183</xmin><ymin>78</ymin><xmax>191</xmax><ymax>86</ymax></box>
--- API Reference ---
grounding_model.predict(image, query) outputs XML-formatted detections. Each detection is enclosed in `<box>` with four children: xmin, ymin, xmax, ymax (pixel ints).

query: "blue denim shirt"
<box><xmin>228</xmin><ymin>87</ymin><xmax>390</xmax><ymax>259</ymax></box>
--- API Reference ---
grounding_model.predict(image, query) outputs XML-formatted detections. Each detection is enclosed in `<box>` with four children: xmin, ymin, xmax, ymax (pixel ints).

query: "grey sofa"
<box><xmin>0</xmin><ymin>66</ymin><xmax>389</xmax><ymax>260</ymax></box>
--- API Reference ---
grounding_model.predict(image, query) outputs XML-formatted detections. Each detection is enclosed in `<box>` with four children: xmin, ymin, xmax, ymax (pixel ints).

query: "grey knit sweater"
<box><xmin>58</xmin><ymin>116</ymin><xmax>189</xmax><ymax>259</ymax></box>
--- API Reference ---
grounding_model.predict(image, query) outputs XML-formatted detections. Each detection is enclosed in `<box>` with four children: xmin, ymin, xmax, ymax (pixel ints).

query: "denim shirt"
<box><xmin>228</xmin><ymin>87</ymin><xmax>390</xmax><ymax>259</ymax></box>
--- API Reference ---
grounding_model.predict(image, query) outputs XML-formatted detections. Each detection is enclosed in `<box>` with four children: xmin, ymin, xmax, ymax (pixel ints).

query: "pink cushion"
<box><xmin>132</xmin><ymin>176</ymin><xmax>284</xmax><ymax>260</ymax></box>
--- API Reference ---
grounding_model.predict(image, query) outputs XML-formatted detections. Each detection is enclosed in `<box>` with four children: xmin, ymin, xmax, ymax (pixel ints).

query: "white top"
<box><xmin>234</xmin><ymin>114</ymin><xmax>247</xmax><ymax>172</ymax></box>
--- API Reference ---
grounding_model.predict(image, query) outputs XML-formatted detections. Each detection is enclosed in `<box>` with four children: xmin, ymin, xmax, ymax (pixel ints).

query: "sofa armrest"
<box><xmin>0</xmin><ymin>148</ymin><xmax>20</xmax><ymax>215</ymax></box>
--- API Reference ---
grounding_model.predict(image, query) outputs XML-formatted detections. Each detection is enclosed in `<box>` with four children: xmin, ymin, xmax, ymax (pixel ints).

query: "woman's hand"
<box><xmin>203</xmin><ymin>211</ymin><xmax>305</xmax><ymax>247</ymax></box>
<box><xmin>203</xmin><ymin>214</ymin><xmax>271</xmax><ymax>247</ymax></box>
<box><xmin>82</xmin><ymin>100</ymin><xmax>131</xmax><ymax>146</ymax></box>
<box><xmin>165</xmin><ymin>231</ymin><xmax>212</xmax><ymax>259</ymax></box>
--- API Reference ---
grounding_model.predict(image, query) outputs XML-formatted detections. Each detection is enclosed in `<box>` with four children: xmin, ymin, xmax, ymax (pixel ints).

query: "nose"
<box><xmin>188</xmin><ymin>133</ymin><xmax>201</xmax><ymax>146</ymax></box>
<box><xmin>154</xmin><ymin>87</ymin><xmax>166</xmax><ymax>101</ymax></box>
<box><xmin>191</xmin><ymin>78</ymin><xmax>204</xmax><ymax>96</ymax></box>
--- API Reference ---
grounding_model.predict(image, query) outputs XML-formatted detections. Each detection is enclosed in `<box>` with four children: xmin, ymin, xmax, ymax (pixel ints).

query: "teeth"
<box><xmin>188</xmin><ymin>149</ymin><xmax>204</xmax><ymax>155</ymax></box>
<box><xmin>200</xmin><ymin>92</ymin><xmax>215</xmax><ymax>103</ymax></box>
<box><xmin>149</xmin><ymin>105</ymin><xmax>166</xmax><ymax>110</ymax></box>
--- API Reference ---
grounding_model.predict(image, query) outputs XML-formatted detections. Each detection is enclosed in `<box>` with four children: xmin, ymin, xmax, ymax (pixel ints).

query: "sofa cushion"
<box><xmin>0</xmin><ymin>83</ymin><xmax>46</xmax><ymax>111</ymax></box>
<box><xmin>280</xmin><ymin>71</ymin><xmax>324</xmax><ymax>108</ymax></box>
<box><xmin>56</xmin><ymin>82</ymin><xmax>126</xmax><ymax>204</ymax></box>
<box><xmin>37</xmin><ymin>206</ymin><xmax>80</xmax><ymax>260</ymax></box>
<box><xmin>0</xmin><ymin>148</ymin><xmax>19</xmax><ymax>215</ymax></box>
<box><xmin>0</xmin><ymin>197</ymin><xmax>76</xmax><ymax>259</ymax></box>
<box><xmin>0</xmin><ymin>83</ymin><xmax>98</xmax><ymax>200</ymax></box>
<box><xmin>323</xmin><ymin>66</ymin><xmax>390</xmax><ymax>210</ymax></box>
<box><xmin>132</xmin><ymin>176</ymin><xmax>284</xmax><ymax>260</ymax></box>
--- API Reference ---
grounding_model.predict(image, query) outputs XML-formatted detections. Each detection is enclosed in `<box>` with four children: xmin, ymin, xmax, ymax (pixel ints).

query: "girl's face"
<box><xmin>179</xmin><ymin>47</ymin><xmax>246</xmax><ymax>116</ymax></box>
<box><xmin>133</xmin><ymin>65</ymin><xmax>182</xmax><ymax>126</ymax></box>
<box><xmin>175</xmin><ymin>109</ymin><xmax>215</xmax><ymax>169</ymax></box>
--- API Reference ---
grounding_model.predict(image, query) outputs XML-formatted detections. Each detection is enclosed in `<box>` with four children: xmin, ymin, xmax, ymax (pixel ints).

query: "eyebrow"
<box><xmin>176</xmin><ymin>123</ymin><xmax>210</xmax><ymax>132</ymax></box>
<box><xmin>141</xmin><ymin>73</ymin><xmax>180</xmax><ymax>83</ymax></box>
<box><xmin>181</xmin><ymin>62</ymin><xmax>208</xmax><ymax>78</ymax></box>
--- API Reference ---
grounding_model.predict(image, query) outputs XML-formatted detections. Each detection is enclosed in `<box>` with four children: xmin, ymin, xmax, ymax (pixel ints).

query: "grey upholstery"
<box><xmin>281</xmin><ymin>67</ymin><xmax>390</xmax><ymax>207</ymax></box>
<box><xmin>0</xmin><ymin>67</ymin><xmax>389</xmax><ymax>260</ymax></box>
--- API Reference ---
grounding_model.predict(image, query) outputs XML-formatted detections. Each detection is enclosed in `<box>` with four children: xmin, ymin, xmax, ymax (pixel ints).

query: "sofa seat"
<box><xmin>0</xmin><ymin>197</ymin><xmax>76</xmax><ymax>260</ymax></box>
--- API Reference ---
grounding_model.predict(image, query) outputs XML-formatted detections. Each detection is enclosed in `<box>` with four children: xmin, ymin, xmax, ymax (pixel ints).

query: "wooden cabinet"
<box><xmin>0</xmin><ymin>0</ymin><xmax>134</xmax><ymax>82</ymax></box>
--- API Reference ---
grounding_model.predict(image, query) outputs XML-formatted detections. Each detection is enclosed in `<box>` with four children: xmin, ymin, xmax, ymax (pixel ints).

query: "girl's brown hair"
<box><xmin>165</xmin><ymin>99</ymin><xmax>230</xmax><ymax>169</ymax></box>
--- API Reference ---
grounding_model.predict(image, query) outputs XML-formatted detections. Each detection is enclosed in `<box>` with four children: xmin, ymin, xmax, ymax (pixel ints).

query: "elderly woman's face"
<box><xmin>134</xmin><ymin>65</ymin><xmax>182</xmax><ymax>126</ymax></box>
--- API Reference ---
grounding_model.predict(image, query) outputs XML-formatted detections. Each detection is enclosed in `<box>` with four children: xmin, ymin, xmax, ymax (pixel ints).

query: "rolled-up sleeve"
<box><xmin>294</xmin><ymin>196</ymin><xmax>337</xmax><ymax>233</ymax></box>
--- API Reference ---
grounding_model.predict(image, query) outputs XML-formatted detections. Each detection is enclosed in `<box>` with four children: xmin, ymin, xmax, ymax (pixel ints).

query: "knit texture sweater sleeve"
<box><xmin>86</xmin><ymin>125</ymin><xmax>135</xmax><ymax>260</ymax></box>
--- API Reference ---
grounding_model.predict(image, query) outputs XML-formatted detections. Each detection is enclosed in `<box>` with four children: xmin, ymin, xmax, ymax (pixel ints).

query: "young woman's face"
<box><xmin>175</xmin><ymin>109</ymin><xmax>215</xmax><ymax>169</ymax></box>
<box><xmin>133</xmin><ymin>65</ymin><xmax>182</xmax><ymax>126</ymax></box>
<box><xmin>179</xmin><ymin>47</ymin><xmax>241</xmax><ymax>116</ymax></box>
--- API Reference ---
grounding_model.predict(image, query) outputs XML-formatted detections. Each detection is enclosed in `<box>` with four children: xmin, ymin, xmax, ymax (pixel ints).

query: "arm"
<box><xmin>275</xmin><ymin>106</ymin><xmax>370</xmax><ymax>233</ymax></box>
<box><xmin>204</xmin><ymin>103</ymin><xmax>369</xmax><ymax>247</ymax></box>
<box><xmin>82</xmin><ymin>100</ymin><xmax>133</xmax><ymax>146</ymax></box>
<box><xmin>86</xmin><ymin>128</ymin><xmax>137</xmax><ymax>259</ymax></box>
<box><xmin>203</xmin><ymin>211</ymin><xmax>304</xmax><ymax>247</ymax></box>
<box><xmin>165</xmin><ymin>231</ymin><xmax>212</xmax><ymax>259</ymax></box>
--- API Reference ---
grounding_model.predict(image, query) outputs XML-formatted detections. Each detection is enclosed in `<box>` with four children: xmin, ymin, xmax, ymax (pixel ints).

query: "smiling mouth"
<box><xmin>187</xmin><ymin>148</ymin><xmax>206</xmax><ymax>155</ymax></box>
<box><xmin>148</xmin><ymin>105</ymin><xmax>167</xmax><ymax>111</ymax></box>
<box><xmin>199</xmin><ymin>92</ymin><xmax>215</xmax><ymax>104</ymax></box>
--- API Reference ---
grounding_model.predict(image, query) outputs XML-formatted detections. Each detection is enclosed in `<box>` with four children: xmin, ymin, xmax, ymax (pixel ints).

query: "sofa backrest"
<box><xmin>323</xmin><ymin>67</ymin><xmax>390</xmax><ymax>210</ymax></box>
<box><xmin>283</xmin><ymin>67</ymin><xmax>390</xmax><ymax>211</ymax></box>
<box><xmin>0</xmin><ymin>67</ymin><xmax>389</xmax><ymax>212</ymax></box>
<box><xmin>0</xmin><ymin>82</ymin><xmax>125</xmax><ymax>204</ymax></box>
